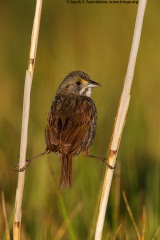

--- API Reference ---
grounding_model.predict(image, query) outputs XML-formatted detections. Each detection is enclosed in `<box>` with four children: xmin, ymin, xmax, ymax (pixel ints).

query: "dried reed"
<box><xmin>94</xmin><ymin>0</ymin><xmax>147</xmax><ymax>239</ymax></box>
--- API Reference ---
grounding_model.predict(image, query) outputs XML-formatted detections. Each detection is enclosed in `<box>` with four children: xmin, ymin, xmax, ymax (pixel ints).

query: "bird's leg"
<box><xmin>83</xmin><ymin>150</ymin><xmax>116</xmax><ymax>169</ymax></box>
<box><xmin>15</xmin><ymin>149</ymin><xmax>51</xmax><ymax>172</ymax></box>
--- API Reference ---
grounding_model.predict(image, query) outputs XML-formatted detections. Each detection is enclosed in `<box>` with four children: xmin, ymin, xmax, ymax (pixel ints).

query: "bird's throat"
<box><xmin>80</xmin><ymin>87</ymin><xmax>92</xmax><ymax>97</ymax></box>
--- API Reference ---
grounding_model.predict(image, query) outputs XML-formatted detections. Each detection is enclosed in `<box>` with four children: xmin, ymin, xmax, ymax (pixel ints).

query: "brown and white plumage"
<box><xmin>45</xmin><ymin>71</ymin><xmax>100</xmax><ymax>187</ymax></box>
<box><xmin>16</xmin><ymin>70</ymin><xmax>106</xmax><ymax>188</ymax></box>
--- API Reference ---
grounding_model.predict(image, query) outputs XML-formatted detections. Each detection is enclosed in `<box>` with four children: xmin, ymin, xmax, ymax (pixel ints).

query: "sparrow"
<box><xmin>16</xmin><ymin>71</ymin><xmax>114</xmax><ymax>188</ymax></box>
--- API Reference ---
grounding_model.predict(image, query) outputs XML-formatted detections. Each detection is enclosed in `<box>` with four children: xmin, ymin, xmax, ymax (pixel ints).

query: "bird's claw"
<box><xmin>104</xmin><ymin>161</ymin><xmax>117</xmax><ymax>170</ymax></box>
<box><xmin>15</xmin><ymin>160</ymin><xmax>31</xmax><ymax>172</ymax></box>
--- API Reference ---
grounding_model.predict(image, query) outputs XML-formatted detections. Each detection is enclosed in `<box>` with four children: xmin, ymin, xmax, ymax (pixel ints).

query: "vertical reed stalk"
<box><xmin>94</xmin><ymin>0</ymin><xmax>147</xmax><ymax>239</ymax></box>
<box><xmin>2</xmin><ymin>192</ymin><xmax>11</xmax><ymax>240</ymax></box>
<box><xmin>13</xmin><ymin>1</ymin><xmax>43</xmax><ymax>239</ymax></box>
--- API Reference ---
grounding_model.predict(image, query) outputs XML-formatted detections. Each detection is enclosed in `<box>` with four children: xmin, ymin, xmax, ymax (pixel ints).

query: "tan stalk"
<box><xmin>142</xmin><ymin>206</ymin><xmax>146</xmax><ymax>240</ymax></box>
<box><xmin>113</xmin><ymin>224</ymin><xmax>122</xmax><ymax>240</ymax></box>
<box><xmin>94</xmin><ymin>0</ymin><xmax>147</xmax><ymax>239</ymax></box>
<box><xmin>152</xmin><ymin>226</ymin><xmax>160</xmax><ymax>240</ymax></box>
<box><xmin>2</xmin><ymin>192</ymin><xmax>11</xmax><ymax>240</ymax></box>
<box><xmin>13</xmin><ymin>0</ymin><xmax>43</xmax><ymax>239</ymax></box>
<box><xmin>54</xmin><ymin>202</ymin><xmax>83</xmax><ymax>240</ymax></box>
<box><xmin>122</xmin><ymin>191</ymin><xmax>141</xmax><ymax>240</ymax></box>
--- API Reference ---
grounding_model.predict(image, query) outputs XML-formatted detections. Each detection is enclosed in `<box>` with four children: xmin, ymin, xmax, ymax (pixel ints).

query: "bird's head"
<box><xmin>57</xmin><ymin>70</ymin><xmax>101</xmax><ymax>97</ymax></box>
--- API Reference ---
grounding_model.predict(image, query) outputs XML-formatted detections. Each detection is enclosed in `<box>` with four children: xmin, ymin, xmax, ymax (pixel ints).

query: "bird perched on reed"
<box><xmin>16</xmin><ymin>70</ymin><xmax>114</xmax><ymax>188</ymax></box>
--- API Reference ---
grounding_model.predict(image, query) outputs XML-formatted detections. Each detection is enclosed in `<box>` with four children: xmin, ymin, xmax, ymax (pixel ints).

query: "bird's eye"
<box><xmin>76</xmin><ymin>81</ymin><xmax>81</xmax><ymax>85</ymax></box>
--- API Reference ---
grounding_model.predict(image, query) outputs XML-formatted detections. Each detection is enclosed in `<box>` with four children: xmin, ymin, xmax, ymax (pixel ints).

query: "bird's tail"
<box><xmin>60</xmin><ymin>154</ymin><xmax>72</xmax><ymax>188</ymax></box>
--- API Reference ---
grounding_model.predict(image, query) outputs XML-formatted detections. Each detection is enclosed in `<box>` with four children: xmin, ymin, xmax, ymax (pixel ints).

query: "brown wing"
<box><xmin>45</xmin><ymin>95</ymin><xmax>95</xmax><ymax>155</ymax></box>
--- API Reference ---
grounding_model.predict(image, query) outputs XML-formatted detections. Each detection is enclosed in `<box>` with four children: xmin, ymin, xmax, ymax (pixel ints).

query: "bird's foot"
<box><xmin>104</xmin><ymin>160</ymin><xmax>117</xmax><ymax>169</ymax></box>
<box><xmin>15</xmin><ymin>159</ymin><xmax>31</xmax><ymax>172</ymax></box>
<box><xmin>83</xmin><ymin>151</ymin><xmax>117</xmax><ymax>169</ymax></box>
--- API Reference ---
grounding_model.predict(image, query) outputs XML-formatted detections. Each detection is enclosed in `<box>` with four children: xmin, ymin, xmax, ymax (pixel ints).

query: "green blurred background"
<box><xmin>0</xmin><ymin>0</ymin><xmax>160</xmax><ymax>239</ymax></box>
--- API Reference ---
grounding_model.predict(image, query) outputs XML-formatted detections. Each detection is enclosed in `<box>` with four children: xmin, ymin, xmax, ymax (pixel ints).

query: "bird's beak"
<box><xmin>88</xmin><ymin>79</ymin><xmax>101</xmax><ymax>88</ymax></box>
